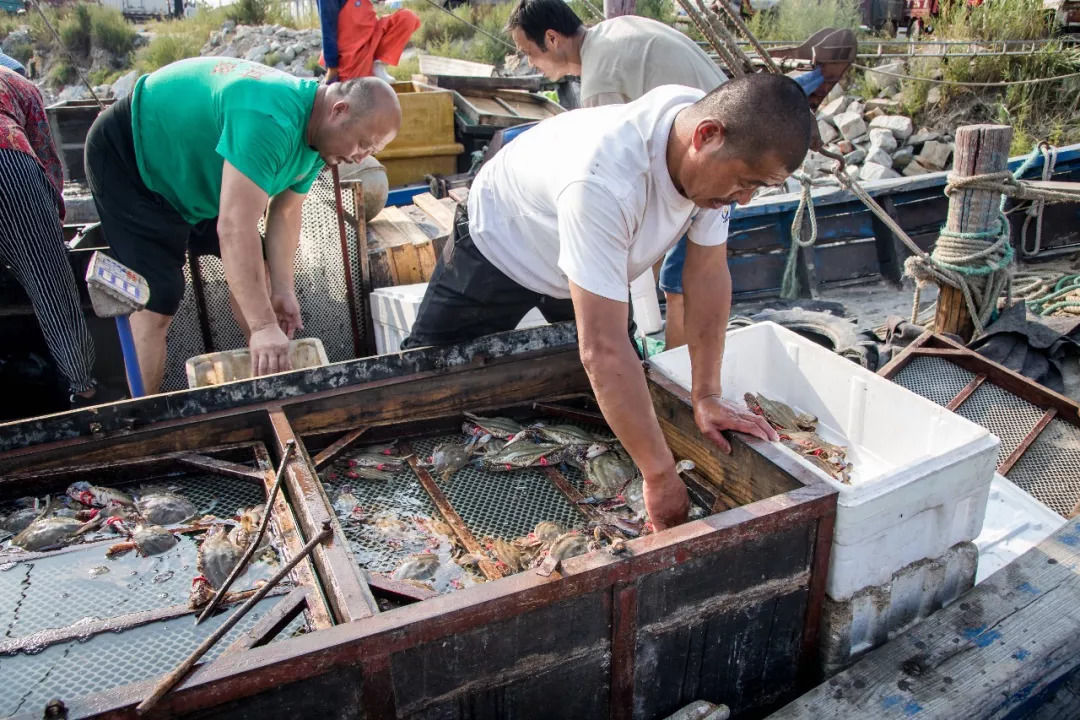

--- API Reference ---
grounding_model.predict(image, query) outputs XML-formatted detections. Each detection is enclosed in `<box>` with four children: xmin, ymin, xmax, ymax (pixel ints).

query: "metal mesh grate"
<box><xmin>0</xmin><ymin>595</ymin><xmax>292</xmax><ymax>717</ymax></box>
<box><xmin>320</xmin><ymin>451</ymin><xmax>441</xmax><ymax>575</ymax></box>
<box><xmin>891</xmin><ymin>356</ymin><xmax>977</xmax><ymax>407</ymax></box>
<box><xmin>1006</xmin><ymin>418</ymin><xmax>1080</xmax><ymax>517</ymax></box>
<box><xmin>160</xmin><ymin>170</ymin><xmax>367</xmax><ymax>392</ymax></box>
<box><xmin>953</xmin><ymin>384</ymin><xmax>1045</xmax><ymax>468</ymax></box>
<box><xmin>0</xmin><ymin>472</ymin><xmax>267</xmax><ymax>640</ymax></box>
<box><xmin>412</xmin><ymin>435</ymin><xmax>588</xmax><ymax>541</ymax></box>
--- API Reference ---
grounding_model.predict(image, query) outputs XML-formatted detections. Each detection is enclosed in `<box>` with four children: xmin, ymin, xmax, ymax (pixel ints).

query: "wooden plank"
<box><xmin>999</xmin><ymin>408</ymin><xmax>1058</xmax><ymax>476</ymax></box>
<box><xmin>389</xmin><ymin>242</ymin><xmax>424</xmax><ymax>284</ymax></box>
<box><xmin>770</xmin><ymin>517</ymin><xmax>1080</xmax><ymax>719</ymax></box>
<box><xmin>177</xmin><ymin>453</ymin><xmax>266</xmax><ymax>482</ymax></box>
<box><xmin>416</xmin><ymin>240</ymin><xmax>436</xmax><ymax>280</ymax></box>
<box><xmin>412</xmin><ymin>192</ymin><xmax>456</xmax><ymax>230</ymax></box>
<box><xmin>267</xmin><ymin>408</ymin><xmax>379</xmax><ymax>623</ymax></box>
<box><xmin>418</xmin><ymin>54</ymin><xmax>495</xmax><ymax>78</ymax></box>
<box><xmin>313</xmin><ymin>425</ymin><xmax>370</xmax><ymax>470</ymax></box>
<box><xmin>365</xmin><ymin>571</ymin><xmax>438</xmax><ymax>601</ymax></box>
<box><xmin>252</xmin><ymin>443</ymin><xmax>334</xmax><ymax>631</ymax></box>
<box><xmin>350</xmin><ymin>184</ymin><xmax>376</xmax><ymax>357</ymax></box>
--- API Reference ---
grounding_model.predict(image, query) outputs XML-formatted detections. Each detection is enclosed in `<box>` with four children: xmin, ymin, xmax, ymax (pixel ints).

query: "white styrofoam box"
<box><xmin>371</xmin><ymin>283</ymin><xmax>548</xmax><ymax>354</ymax></box>
<box><xmin>648</xmin><ymin>322</ymin><xmax>1000</xmax><ymax>600</ymax></box>
<box><xmin>974</xmin><ymin>474</ymin><xmax>1066</xmax><ymax>585</ymax></box>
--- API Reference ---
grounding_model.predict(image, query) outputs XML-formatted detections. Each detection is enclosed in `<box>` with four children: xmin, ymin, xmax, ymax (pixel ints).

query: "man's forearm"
<box><xmin>683</xmin><ymin>248</ymin><xmax>732</xmax><ymax>401</ymax></box>
<box><xmin>265</xmin><ymin>204</ymin><xmax>301</xmax><ymax>295</ymax></box>
<box><xmin>219</xmin><ymin>227</ymin><xmax>276</xmax><ymax>331</ymax></box>
<box><xmin>582</xmin><ymin>339</ymin><xmax>674</xmax><ymax>478</ymax></box>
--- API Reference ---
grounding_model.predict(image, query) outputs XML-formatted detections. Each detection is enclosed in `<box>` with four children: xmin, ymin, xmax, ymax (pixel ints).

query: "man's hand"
<box><xmin>643</xmin><ymin>467</ymin><xmax>690</xmax><ymax>531</ymax></box>
<box><xmin>250</xmin><ymin>324</ymin><xmax>292</xmax><ymax>376</ymax></box>
<box><xmin>693</xmin><ymin>393</ymin><xmax>779</xmax><ymax>454</ymax></box>
<box><xmin>271</xmin><ymin>290</ymin><xmax>303</xmax><ymax>339</ymax></box>
<box><xmin>324</xmin><ymin>67</ymin><xmax>339</xmax><ymax>85</ymax></box>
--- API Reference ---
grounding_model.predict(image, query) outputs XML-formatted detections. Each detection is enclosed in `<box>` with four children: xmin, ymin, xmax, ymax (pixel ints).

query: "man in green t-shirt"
<box><xmin>85</xmin><ymin>57</ymin><xmax>401</xmax><ymax>393</ymax></box>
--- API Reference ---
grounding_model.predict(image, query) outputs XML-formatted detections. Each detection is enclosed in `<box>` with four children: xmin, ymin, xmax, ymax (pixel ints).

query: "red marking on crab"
<box><xmin>376</xmin><ymin>463</ymin><xmax>386</xmax><ymax>471</ymax></box>
<box><xmin>504</xmin><ymin>463</ymin><xmax>512</xmax><ymax>471</ymax></box>
<box><xmin>346</xmin><ymin>471</ymin><xmax>359</xmax><ymax>480</ymax></box>
<box><xmin>327</xmin><ymin>471</ymin><xmax>338</xmax><ymax>480</ymax></box>
<box><xmin>382</xmin><ymin>448</ymin><xmax>393</xmax><ymax>455</ymax></box>
<box><xmin>538</xmin><ymin>457</ymin><xmax>549</xmax><ymax>466</ymax></box>
<box><xmin>77</xmin><ymin>491</ymin><xmax>95</xmax><ymax>507</ymax></box>
<box><xmin>191</xmin><ymin>575</ymin><xmax>209</xmax><ymax>588</ymax></box>
<box><xmin>347</xmin><ymin>459</ymin><xmax>357</xmax><ymax>468</ymax></box>
<box><xmin>86</xmin><ymin>508</ymin><xmax>100</xmax><ymax>519</ymax></box>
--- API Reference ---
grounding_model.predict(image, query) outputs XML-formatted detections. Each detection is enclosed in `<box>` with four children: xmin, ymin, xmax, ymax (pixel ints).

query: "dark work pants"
<box><xmin>401</xmin><ymin>205</ymin><xmax>576</xmax><ymax>349</ymax></box>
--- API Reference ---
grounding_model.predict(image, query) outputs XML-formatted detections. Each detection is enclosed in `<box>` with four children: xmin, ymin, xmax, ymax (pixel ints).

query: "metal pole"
<box><xmin>136</xmin><ymin>522</ymin><xmax>333</xmax><ymax>716</ymax></box>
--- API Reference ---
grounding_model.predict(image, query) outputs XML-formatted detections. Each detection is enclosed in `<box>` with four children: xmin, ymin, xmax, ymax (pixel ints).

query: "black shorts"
<box><xmin>400</xmin><ymin>204</ymin><xmax>576</xmax><ymax>349</ymax></box>
<box><xmin>84</xmin><ymin>95</ymin><xmax>221</xmax><ymax>316</ymax></box>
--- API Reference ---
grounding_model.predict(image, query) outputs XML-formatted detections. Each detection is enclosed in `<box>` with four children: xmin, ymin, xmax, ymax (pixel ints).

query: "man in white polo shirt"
<box><xmin>402</xmin><ymin>75</ymin><xmax>811</xmax><ymax>529</ymax></box>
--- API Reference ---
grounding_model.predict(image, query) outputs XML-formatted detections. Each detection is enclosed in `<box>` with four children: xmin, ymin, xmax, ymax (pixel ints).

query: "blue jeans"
<box><xmin>659</xmin><ymin>236</ymin><xmax>687</xmax><ymax>294</ymax></box>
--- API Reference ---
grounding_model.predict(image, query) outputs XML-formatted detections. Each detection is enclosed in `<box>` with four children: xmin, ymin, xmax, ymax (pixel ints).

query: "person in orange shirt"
<box><xmin>318</xmin><ymin>0</ymin><xmax>420</xmax><ymax>83</ymax></box>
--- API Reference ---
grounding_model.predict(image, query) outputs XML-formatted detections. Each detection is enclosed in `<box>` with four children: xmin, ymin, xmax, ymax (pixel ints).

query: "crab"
<box><xmin>105</xmin><ymin>523</ymin><xmax>178</xmax><ymax>557</ymax></box>
<box><xmin>391</xmin><ymin>553</ymin><xmax>440</xmax><ymax>584</ymax></box>
<box><xmin>11</xmin><ymin>515</ymin><xmax>85</xmax><ymax>551</ymax></box>
<box><xmin>536</xmin><ymin>531</ymin><xmax>590</xmax><ymax>576</ymax></box>
<box><xmin>134</xmin><ymin>490</ymin><xmax>197</xmax><ymax>526</ymax></box>
<box><xmin>462</xmin><ymin>412</ymin><xmax>525</xmax><ymax>440</ymax></box>
<box><xmin>229</xmin><ymin>507</ymin><xmax>270</xmax><ymax>553</ymax></box>
<box><xmin>189</xmin><ymin>525</ymin><xmax>244</xmax><ymax>608</ymax></box>
<box><xmin>66</xmin><ymin>481</ymin><xmax>134</xmax><ymax>509</ymax></box>
<box><xmin>426</xmin><ymin>442</ymin><xmax>474</xmax><ymax>482</ymax></box>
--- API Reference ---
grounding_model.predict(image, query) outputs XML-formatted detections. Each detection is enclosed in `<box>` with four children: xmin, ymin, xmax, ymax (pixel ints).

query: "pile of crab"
<box><xmin>0</xmin><ymin>482</ymin><xmax>280</xmax><ymax>609</ymax></box>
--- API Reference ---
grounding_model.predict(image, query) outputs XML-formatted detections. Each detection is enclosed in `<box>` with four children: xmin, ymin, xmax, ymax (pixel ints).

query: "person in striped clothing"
<box><xmin>0</xmin><ymin>66</ymin><xmax>101</xmax><ymax>407</ymax></box>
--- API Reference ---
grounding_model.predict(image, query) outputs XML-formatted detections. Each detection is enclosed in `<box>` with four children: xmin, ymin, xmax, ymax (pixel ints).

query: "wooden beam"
<box><xmin>177</xmin><ymin>453</ymin><xmax>266</xmax><ymax>482</ymax></box>
<box><xmin>312</xmin><ymin>425</ymin><xmax>370</xmax><ymax>470</ymax></box>
<box><xmin>771</xmin><ymin>516</ymin><xmax>1080</xmax><ymax>719</ymax></box>
<box><xmin>934</xmin><ymin>124</ymin><xmax>1012</xmax><ymax>341</ymax></box>
<box><xmin>217</xmin><ymin>586</ymin><xmax>311</xmax><ymax>658</ymax></box>
<box><xmin>412</xmin><ymin>192</ymin><xmax>456</xmax><ymax>230</ymax></box>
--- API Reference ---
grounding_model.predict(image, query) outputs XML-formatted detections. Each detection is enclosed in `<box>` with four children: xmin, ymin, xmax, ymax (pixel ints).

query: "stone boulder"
<box><xmin>869</xmin><ymin>115</ymin><xmax>914</xmax><ymax>142</ymax></box>
<box><xmin>833</xmin><ymin>112</ymin><xmax>867</xmax><ymax>141</ymax></box>
<box><xmin>860</xmin><ymin>162</ymin><xmax>901</xmax><ymax>181</ymax></box>
<box><xmin>817</xmin><ymin>119</ymin><xmax>839</xmax><ymax>145</ymax></box>
<box><xmin>869</xmin><ymin>128</ymin><xmax>898</xmax><ymax>152</ymax></box>
<box><xmin>918</xmin><ymin>140</ymin><xmax>954</xmax><ymax>171</ymax></box>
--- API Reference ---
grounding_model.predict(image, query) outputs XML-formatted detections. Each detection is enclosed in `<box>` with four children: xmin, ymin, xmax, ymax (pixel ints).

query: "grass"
<box><xmin>746</xmin><ymin>0</ymin><xmax>861</xmax><ymax>42</ymax></box>
<box><xmin>884</xmin><ymin>0</ymin><xmax>1080</xmax><ymax>147</ymax></box>
<box><xmin>405</xmin><ymin>0</ymin><xmax>515</xmax><ymax>67</ymax></box>
<box><xmin>133</xmin><ymin>6</ymin><xmax>228</xmax><ymax>73</ymax></box>
<box><xmin>47</xmin><ymin>58</ymin><xmax>76</xmax><ymax>87</ymax></box>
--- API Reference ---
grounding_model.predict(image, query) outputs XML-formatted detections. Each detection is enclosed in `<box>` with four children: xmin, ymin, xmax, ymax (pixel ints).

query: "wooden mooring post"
<box><xmin>934</xmin><ymin>124</ymin><xmax>1012</xmax><ymax>341</ymax></box>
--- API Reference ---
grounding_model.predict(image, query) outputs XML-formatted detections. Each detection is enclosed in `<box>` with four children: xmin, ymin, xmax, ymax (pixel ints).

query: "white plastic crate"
<box><xmin>648</xmin><ymin>321</ymin><xmax>1000</xmax><ymax>601</ymax></box>
<box><xmin>975</xmin><ymin>473</ymin><xmax>1066</xmax><ymax>584</ymax></box>
<box><xmin>370</xmin><ymin>283</ymin><xmax>548</xmax><ymax>354</ymax></box>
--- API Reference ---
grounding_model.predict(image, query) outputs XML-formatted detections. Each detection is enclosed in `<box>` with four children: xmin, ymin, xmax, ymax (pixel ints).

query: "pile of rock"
<box><xmin>201</xmin><ymin>21</ymin><xmax>324</xmax><ymax>78</ymax></box>
<box><xmin>812</xmin><ymin>92</ymin><xmax>954</xmax><ymax>183</ymax></box>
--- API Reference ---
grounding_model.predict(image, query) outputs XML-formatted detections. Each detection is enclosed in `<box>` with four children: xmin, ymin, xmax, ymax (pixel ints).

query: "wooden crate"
<box><xmin>0</xmin><ymin>327</ymin><xmax>836</xmax><ymax>719</ymax></box>
<box><xmin>361</xmin><ymin>190</ymin><xmax>455</xmax><ymax>288</ymax></box>
<box><xmin>376</xmin><ymin>82</ymin><xmax>464</xmax><ymax>186</ymax></box>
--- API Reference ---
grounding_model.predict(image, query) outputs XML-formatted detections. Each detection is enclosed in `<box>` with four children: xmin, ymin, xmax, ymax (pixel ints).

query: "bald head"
<box><xmin>688</xmin><ymin>74</ymin><xmax>812</xmax><ymax>172</ymax></box>
<box><xmin>310</xmin><ymin>76</ymin><xmax>402</xmax><ymax>166</ymax></box>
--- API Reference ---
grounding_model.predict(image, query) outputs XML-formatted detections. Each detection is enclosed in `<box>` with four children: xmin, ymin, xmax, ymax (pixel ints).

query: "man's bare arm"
<box><xmin>682</xmin><ymin>241</ymin><xmax>776</xmax><ymax>452</ymax></box>
<box><xmin>569</xmin><ymin>281</ymin><xmax>689</xmax><ymax>529</ymax></box>
<box><xmin>218</xmin><ymin>161</ymin><xmax>290</xmax><ymax>375</ymax></box>
<box><xmin>265</xmin><ymin>189</ymin><xmax>306</xmax><ymax>338</ymax></box>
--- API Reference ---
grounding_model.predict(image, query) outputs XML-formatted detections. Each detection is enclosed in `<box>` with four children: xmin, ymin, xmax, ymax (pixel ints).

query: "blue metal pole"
<box><xmin>115</xmin><ymin>315</ymin><xmax>145</xmax><ymax>398</ymax></box>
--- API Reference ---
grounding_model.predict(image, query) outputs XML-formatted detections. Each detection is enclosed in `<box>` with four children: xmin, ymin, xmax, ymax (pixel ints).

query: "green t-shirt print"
<box><xmin>130</xmin><ymin>57</ymin><xmax>324</xmax><ymax>225</ymax></box>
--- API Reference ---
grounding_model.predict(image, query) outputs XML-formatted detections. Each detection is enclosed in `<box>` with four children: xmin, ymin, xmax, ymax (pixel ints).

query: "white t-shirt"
<box><xmin>467</xmin><ymin>85</ymin><xmax>730</xmax><ymax>302</ymax></box>
<box><xmin>579</xmin><ymin>16</ymin><xmax>728</xmax><ymax>108</ymax></box>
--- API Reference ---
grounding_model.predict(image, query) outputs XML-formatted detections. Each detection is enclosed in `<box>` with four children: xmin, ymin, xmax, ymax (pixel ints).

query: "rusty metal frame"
<box><xmin>0</xmin><ymin>343</ymin><xmax>836</xmax><ymax>719</ymax></box>
<box><xmin>878</xmin><ymin>331</ymin><xmax>1080</xmax><ymax>474</ymax></box>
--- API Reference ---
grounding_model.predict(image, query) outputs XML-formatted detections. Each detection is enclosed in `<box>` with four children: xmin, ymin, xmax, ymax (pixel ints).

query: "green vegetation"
<box><xmin>225</xmin><ymin>0</ymin><xmax>295</xmax><ymax>28</ymax></box>
<box><xmin>635</xmin><ymin>0</ymin><xmax>676</xmax><ymax>25</ymax></box>
<box><xmin>389</xmin><ymin>52</ymin><xmax>419</xmax><ymax>81</ymax></box>
<box><xmin>133</xmin><ymin>7</ymin><xmax>227</xmax><ymax>73</ymax></box>
<box><xmin>404</xmin><ymin>0</ymin><xmax>515</xmax><ymax>67</ymax></box>
<box><xmin>889</xmin><ymin>0</ymin><xmax>1080</xmax><ymax>151</ymax></box>
<box><xmin>747</xmin><ymin>0</ymin><xmax>861</xmax><ymax>42</ymax></box>
<box><xmin>47</xmin><ymin>58</ymin><xmax>76</xmax><ymax>86</ymax></box>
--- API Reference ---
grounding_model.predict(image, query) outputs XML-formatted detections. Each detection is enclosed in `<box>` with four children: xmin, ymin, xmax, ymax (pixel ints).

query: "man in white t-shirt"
<box><xmin>402</xmin><ymin>75</ymin><xmax>811</xmax><ymax>529</ymax></box>
<box><xmin>505</xmin><ymin>0</ymin><xmax>729</xmax><ymax>348</ymax></box>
